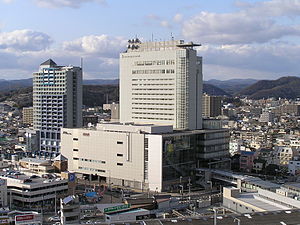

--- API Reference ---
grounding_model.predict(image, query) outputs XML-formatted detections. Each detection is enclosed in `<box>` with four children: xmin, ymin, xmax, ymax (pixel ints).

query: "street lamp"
<box><xmin>110</xmin><ymin>182</ymin><xmax>114</xmax><ymax>203</ymax></box>
<box><xmin>207</xmin><ymin>181</ymin><xmax>213</xmax><ymax>205</ymax></box>
<box><xmin>213</xmin><ymin>207</ymin><xmax>217</xmax><ymax>225</ymax></box>
<box><xmin>179</xmin><ymin>185</ymin><xmax>184</xmax><ymax>200</ymax></box>
<box><xmin>234</xmin><ymin>218</ymin><xmax>241</xmax><ymax>225</ymax></box>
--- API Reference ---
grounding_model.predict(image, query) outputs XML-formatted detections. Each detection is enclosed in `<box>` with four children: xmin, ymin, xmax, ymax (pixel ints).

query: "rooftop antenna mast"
<box><xmin>151</xmin><ymin>33</ymin><xmax>154</xmax><ymax>42</ymax></box>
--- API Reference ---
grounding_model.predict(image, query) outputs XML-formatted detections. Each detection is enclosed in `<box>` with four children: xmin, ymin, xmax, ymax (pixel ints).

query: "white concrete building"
<box><xmin>33</xmin><ymin>59</ymin><xmax>82</xmax><ymax>157</ymax></box>
<box><xmin>61</xmin><ymin>123</ymin><xmax>229</xmax><ymax>192</ymax></box>
<box><xmin>223</xmin><ymin>187</ymin><xmax>300</xmax><ymax>214</ymax></box>
<box><xmin>0</xmin><ymin>172</ymin><xmax>68</xmax><ymax>210</ymax></box>
<box><xmin>120</xmin><ymin>39</ymin><xmax>203</xmax><ymax>130</ymax></box>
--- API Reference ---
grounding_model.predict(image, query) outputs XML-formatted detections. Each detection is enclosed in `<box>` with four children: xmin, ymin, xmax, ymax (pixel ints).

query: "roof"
<box><xmin>19</xmin><ymin>157</ymin><xmax>51</xmax><ymax>165</ymax></box>
<box><xmin>101</xmin><ymin>209</ymin><xmax>300</xmax><ymax>225</ymax></box>
<box><xmin>237</xmin><ymin>193</ymin><xmax>289</xmax><ymax>211</ymax></box>
<box><xmin>40</xmin><ymin>59</ymin><xmax>57</xmax><ymax>67</ymax></box>
<box><xmin>54</xmin><ymin>154</ymin><xmax>67</xmax><ymax>161</ymax></box>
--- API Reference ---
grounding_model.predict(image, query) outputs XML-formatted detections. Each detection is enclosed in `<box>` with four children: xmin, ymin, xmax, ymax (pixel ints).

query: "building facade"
<box><xmin>120</xmin><ymin>39</ymin><xmax>203</xmax><ymax>130</ymax></box>
<box><xmin>61</xmin><ymin>123</ymin><xmax>229</xmax><ymax>192</ymax></box>
<box><xmin>202</xmin><ymin>94</ymin><xmax>222</xmax><ymax>118</ymax></box>
<box><xmin>33</xmin><ymin>59</ymin><xmax>82</xmax><ymax>157</ymax></box>
<box><xmin>22</xmin><ymin>107</ymin><xmax>33</xmax><ymax>125</ymax></box>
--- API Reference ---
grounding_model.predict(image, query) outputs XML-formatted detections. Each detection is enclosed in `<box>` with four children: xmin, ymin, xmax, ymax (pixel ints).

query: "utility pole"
<box><xmin>187</xmin><ymin>177</ymin><xmax>192</xmax><ymax>202</ymax></box>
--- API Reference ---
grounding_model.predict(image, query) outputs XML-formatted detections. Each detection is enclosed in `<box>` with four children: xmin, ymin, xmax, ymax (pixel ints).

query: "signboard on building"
<box><xmin>0</xmin><ymin>217</ymin><xmax>9</xmax><ymax>225</ymax></box>
<box><xmin>104</xmin><ymin>204</ymin><xmax>131</xmax><ymax>213</ymax></box>
<box><xmin>15</xmin><ymin>214</ymin><xmax>42</xmax><ymax>225</ymax></box>
<box><xmin>68</xmin><ymin>173</ymin><xmax>76</xmax><ymax>182</ymax></box>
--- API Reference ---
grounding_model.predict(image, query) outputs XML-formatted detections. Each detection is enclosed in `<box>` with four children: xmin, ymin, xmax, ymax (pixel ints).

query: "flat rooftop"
<box><xmin>105</xmin><ymin>209</ymin><xmax>300</xmax><ymax>225</ymax></box>
<box><xmin>237</xmin><ymin>193</ymin><xmax>289</xmax><ymax>211</ymax></box>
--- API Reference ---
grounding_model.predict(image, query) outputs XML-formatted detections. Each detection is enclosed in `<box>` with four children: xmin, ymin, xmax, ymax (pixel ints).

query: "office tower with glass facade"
<box><xmin>33</xmin><ymin>59</ymin><xmax>82</xmax><ymax>157</ymax></box>
<box><xmin>120</xmin><ymin>39</ymin><xmax>203</xmax><ymax>130</ymax></box>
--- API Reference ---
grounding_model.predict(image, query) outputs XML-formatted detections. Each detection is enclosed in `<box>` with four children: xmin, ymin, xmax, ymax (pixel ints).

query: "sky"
<box><xmin>1</xmin><ymin>0</ymin><xmax>300</xmax><ymax>81</ymax></box>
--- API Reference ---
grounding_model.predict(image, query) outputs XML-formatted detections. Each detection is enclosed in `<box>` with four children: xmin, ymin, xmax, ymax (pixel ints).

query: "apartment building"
<box><xmin>32</xmin><ymin>59</ymin><xmax>82</xmax><ymax>157</ymax></box>
<box><xmin>22</xmin><ymin>107</ymin><xmax>33</xmax><ymax>125</ymax></box>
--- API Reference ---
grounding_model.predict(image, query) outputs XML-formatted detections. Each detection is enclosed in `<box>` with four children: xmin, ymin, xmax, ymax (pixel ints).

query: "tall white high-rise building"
<box><xmin>120</xmin><ymin>39</ymin><xmax>203</xmax><ymax>130</ymax></box>
<box><xmin>33</xmin><ymin>59</ymin><xmax>82</xmax><ymax>156</ymax></box>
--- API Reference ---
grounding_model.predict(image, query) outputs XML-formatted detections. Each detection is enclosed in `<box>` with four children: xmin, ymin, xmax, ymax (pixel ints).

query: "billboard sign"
<box><xmin>15</xmin><ymin>214</ymin><xmax>42</xmax><ymax>225</ymax></box>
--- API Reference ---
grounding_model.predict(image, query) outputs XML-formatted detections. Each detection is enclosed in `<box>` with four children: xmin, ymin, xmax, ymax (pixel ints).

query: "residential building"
<box><xmin>239</xmin><ymin>151</ymin><xmax>255</xmax><ymax>172</ymax></box>
<box><xmin>259</xmin><ymin>111</ymin><xmax>274</xmax><ymax>123</ymax></box>
<box><xmin>119</xmin><ymin>39</ymin><xmax>203</xmax><ymax>130</ymax></box>
<box><xmin>288</xmin><ymin>157</ymin><xmax>300</xmax><ymax>175</ymax></box>
<box><xmin>61</xmin><ymin>123</ymin><xmax>229</xmax><ymax>192</ymax></box>
<box><xmin>22</xmin><ymin>107</ymin><xmax>33</xmax><ymax>125</ymax></box>
<box><xmin>202</xmin><ymin>93</ymin><xmax>222</xmax><ymax>118</ymax></box>
<box><xmin>32</xmin><ymin>59</ymin><xmax>82</xmax><ymax>157</ymax></box>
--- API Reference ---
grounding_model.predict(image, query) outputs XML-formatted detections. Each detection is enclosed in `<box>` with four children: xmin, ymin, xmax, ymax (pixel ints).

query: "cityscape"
<box><xmin>1</xmin><ymin>0</ymin><xmax>300</xmax><ymax>225</ymax></box>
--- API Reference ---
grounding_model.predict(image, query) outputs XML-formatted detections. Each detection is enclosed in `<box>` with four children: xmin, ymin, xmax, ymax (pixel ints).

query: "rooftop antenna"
<box><xmin>151</xmin><ymin>33</ymin><xmax>154</xmax><ymax>42</ymax></box>
<box><xmin>171</xmin><ymin>32</ymin><xmax>174</xmax><ymax>40</ymax></box>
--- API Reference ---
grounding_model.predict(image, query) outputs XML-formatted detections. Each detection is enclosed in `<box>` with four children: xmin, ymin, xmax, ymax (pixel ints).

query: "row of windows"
<box><xmin>132</xmin><ymin>93</ymin><xmax>174</xmax><ymax>96</ymax></box>
<box><xmin>134</xmin><ymin>60</ymin><xmax>175</xmax><ymax>66</ymax></box>
<box><xmin>78</xmin><ymin>167</ymin><xmax>105</xmax><ymax>173</ymax></box>
<box><xmin>132</xmin><ymin>88</ymin><xmax>174</xmax><ymax>91</ymax></box>
<box><xmin>132</xmin><ymin>102</ymin><xmax>174</xmax><ymax>106</ymax></box>
<box><xmin>132</xmin><ymin>107</ymin><xmax>174</xmax><ymax>111</ymax></box>
<box><xmin>132</xmin><ymin>78</ymin><xmax>174</xmax><ymax>81</ymax></box>
<box><xmin>73</xmin><ymin>157</ymin><xmax>106</xmax><ymax>164</ymax></box>
<box><xmin>133</xmin><ymin>112</ymin><xmax>174</xmax><ymax>116</ymax></box>
<box><xmin>132</xmin><ymin>69</ymin><xmax>175</xmax><ymax>75</ymax></box>
<box><xmin>132</xmin><ymin>116</ymin><xmax>173</xmax><ymax>121</ymax></box>
<box><xmin>132</xmin><ymin>83</ymin><xmax>174</xmax><ymax>86</ymax></box>
<box><xmin>132</xmin><ymin>98</ymin><xmax>174</xmax><ymax>101</ymax></box>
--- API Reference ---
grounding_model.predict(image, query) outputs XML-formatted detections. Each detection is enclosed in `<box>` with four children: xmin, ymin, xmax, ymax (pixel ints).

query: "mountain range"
<box><xmin>1</xmin><ymin>76</ymin><xmax>300</xmax><ymax>108</ymax></box>
<box><xmin>205</xmin><ymin>78</ymin><xmax>258</xmax><ymax>95</ymax></box>
<box><xmin>236</xmin><ymin>76</ymin><xmax>300</xmax><ymax>99</ymax></box>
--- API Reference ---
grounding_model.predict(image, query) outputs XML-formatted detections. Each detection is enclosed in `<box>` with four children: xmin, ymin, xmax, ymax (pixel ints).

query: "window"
<box><xmin>117</xmin><ymin>153</ymin><xmax>123</xmax><ymax>157</ymax></box>
<box><xmin>73</xmin><ymin>149</ymin><xmax>78</xmax><ymax>152</ymax></box>
<box><xmin>73</xmin><ymin>138</ymin><xmax>78</xmax><ymax>141</ymax></box>
<box><xmin>117</xmin><ymin>141</ymin><xmax>123</xmax><ymax>145</ymax></box>
<box><xmin>73</xmin><ymin>158</ymin><xmax>79</xmax><ymax>160</ymax></box>
<box><xmin>117</xmin><ymin>163</ymin><xmax>123</xmax><ymax>166</ymax></box>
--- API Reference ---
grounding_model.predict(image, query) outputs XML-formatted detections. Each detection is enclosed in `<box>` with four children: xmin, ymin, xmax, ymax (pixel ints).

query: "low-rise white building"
<box><xmin>0</xmin><ymin>172</ymin><xmax>68</xmax><ymax>211</ymax></box>
<box><xmin>61</xmin><ymin>123</ymin><xmax>229</xmax><ymax>192</ymax></box>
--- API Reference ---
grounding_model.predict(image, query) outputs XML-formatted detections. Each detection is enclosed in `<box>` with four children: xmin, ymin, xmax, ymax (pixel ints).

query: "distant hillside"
<box><xmin>203</xmin><ymin>83</ymin><xmax>231</xmax><ymax>96</ymax></box>
<box><xmin>205</xmin><ymin>78</ymin><xmax>257</xmax><ymax>95</ymax></box>
<box><xmin>83</xmin><ymin>79</ymin><xmax>119</xmax><ymax>85</ymax></box>
<box><xmin>0</xmin><ymin>85</ymin><xmax>119</xmax><ymax>108</ymax></box>
<box><xmin>0</xmin><ymin>80</ymin><xmax>229</xmax><ymax>107</ymax></box>
<box><xmin>0</xmin><ymin>78</ymin><xmax>33</xmax><ymax>91</ymax></box>
<box><xmin>237</xmin><ymin>76</ymin><xmax>300</xmax><ymax>99</ymax></box>
<box><xmin>83</xmin><ymin>85</ymin><xmax>119</xmax><ymax>107</ymax></box>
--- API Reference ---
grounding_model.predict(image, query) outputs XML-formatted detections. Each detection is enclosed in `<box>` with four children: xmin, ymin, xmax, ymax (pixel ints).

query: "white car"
<box><xmin>49</xmin><ymin>216</ymin><xmax>60</xmax><ymax>222</ymax></box>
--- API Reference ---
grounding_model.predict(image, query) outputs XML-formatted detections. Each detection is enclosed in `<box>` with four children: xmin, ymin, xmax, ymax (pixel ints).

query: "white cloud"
<box><xmin>182</xmin><ymin>11</ymin><xmax>300</xmax><ymax>44</ymax></box>
<box><xmin>2</xmin><ymin>0</ymin><xmax>14</xmax><ymax>3</ymax></box>
<box><xmin>173</xmin><ymin>13</ymin><xmax>183</xmax><ymax>23</ymax></box>
<box><xmin>160</xmin><ymin>20</ymin><xmax>172</xmax><ymax>28</ymax></box>
<box><xmin>34</xmin><ymin>0</ymin><xmax>106</xmax><ymax>8</ymax></box>
<box><xmin>62</xmin><ymin>34</ymin><xmax>127</xmax><ymax>58</ymax></box>
<box><xmin>236</xmin><ymin>0</ymin><xmax>300</xmax><ymax>17</ymax></box>
<box><xmin>0</xmin><ymin>29</ymin><xmax>53</xmax><ymax>51</ymax></box>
